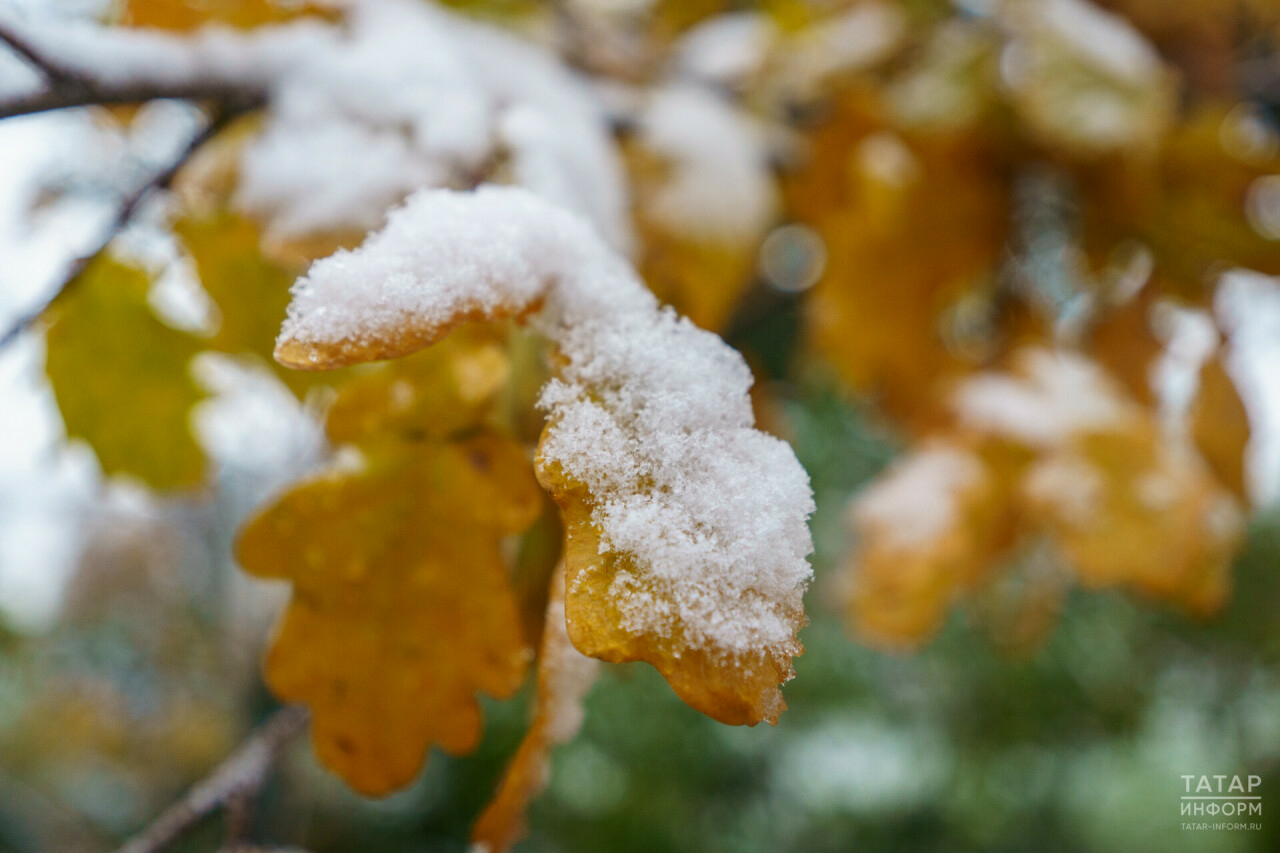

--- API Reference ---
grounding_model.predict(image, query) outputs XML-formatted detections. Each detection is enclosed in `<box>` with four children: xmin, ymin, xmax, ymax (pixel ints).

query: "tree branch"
<box><xmin>0</xmin><ymin>16</ymin><xmax>77</xmax><ymax>83</ymax></box>
<box><xmin>113</xmin><ymin>706</ymin><xmax>309</xmax><ymax>853</ymax></box>
<box><xmin>0</xmin><ymin>101</ymin><xmax>247</xmax><ymax>350</ymax></box>
<box><xmin>0</xmin><ymin>79</ymin><xmax>266</xmax><ymax>122</ymax></box>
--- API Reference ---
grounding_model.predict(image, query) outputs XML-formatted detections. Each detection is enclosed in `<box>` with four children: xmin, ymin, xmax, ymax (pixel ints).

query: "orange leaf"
<box><xmin>237</xmin><ymin>432</ymin><xmax>541</xmax><ymax>795</ymax></box>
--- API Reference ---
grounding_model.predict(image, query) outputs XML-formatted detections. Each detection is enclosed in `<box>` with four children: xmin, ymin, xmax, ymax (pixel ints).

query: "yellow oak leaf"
<box><xmin>44</xmin><ymin>256</ymin><xmax>207</xmax><ymax>489</ymax></box>
<box><xmin>236</xmin><ymin>431</ymin><xmax>542</xmax><ymax>795</ymax></box>
<box><xmin>472</xmin><ymin>565</ymin><xmax>598</xmax><ymax>853</ymax></box>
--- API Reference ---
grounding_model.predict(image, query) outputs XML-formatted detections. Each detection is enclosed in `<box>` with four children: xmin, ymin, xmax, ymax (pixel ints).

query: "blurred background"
<box><xmin>0</xmin><ymin>0</ymin><xmax>1278</xmax><ymax>851</ymax></box>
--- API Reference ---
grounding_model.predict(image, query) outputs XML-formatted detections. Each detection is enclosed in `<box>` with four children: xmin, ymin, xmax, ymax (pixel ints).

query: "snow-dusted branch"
<box><xmin>0</xmin><ymin>104</ymin><xmax>245</xmax><ymax>349</ymax></box>
<box><xmin>112</xmin><ymin>706</ymin><xmax>308</xmax><ymax>853</ymax></box>
<box><xmin>0</xmin><ymin>11</ymin><xmax>285</xmax><ymax>120</ymax></box>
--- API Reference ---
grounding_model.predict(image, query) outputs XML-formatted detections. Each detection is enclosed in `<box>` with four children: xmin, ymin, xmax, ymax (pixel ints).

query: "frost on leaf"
<box><xmin>472</xmin><ymin>565</ymin><xmax>599</xmax><ymax>853</ymax></box>
<box><xmin>237</xmin><ymin>331</ymin><xmax>542</xmax><ymax>795</ymax></box>
<box><xmin>44</xmin><ymin>256</ymin><xmax>207</xmax><ymax>489</ymax></box>
<box><xmin>274</xmin><ymin>186</ymin><xmax>814</xmax><ymax>725</ymax></box>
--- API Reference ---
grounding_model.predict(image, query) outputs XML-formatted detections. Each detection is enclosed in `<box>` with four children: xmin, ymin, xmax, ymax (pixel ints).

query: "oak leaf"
<box><xmin>44</xmin><ymin>256</ymin><xmax>207</xmax><ymax>489</ymax></box>
<box><xmin>237</xmin><ymin>431</ymin><xmax>542</xmax><ymax>795</ymax></box>
<box><xmin>272</xmin><ymin>187</ymin><xmax>814</xmax><ymax>727</ymax></box>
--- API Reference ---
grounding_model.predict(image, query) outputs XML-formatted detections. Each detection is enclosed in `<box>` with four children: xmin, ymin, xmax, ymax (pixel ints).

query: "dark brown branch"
<box><xmin>113</xmin><ymin>706</ymin><xmax>309</xmax><ymax>853</ymax></box>
<box><xmin>0</xmin><ymin>80</ymin><xmax>266</xmax><ymax>121</ymax></box>
<box><xmin>0</xmin><ymin>101</ymin><xmax>248</xmax><ymax>350</ymax></box>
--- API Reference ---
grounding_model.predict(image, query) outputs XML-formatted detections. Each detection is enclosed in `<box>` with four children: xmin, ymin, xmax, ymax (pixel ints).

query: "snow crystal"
<box><xmin>280</xmin><ymin>186</ymin><xmax>814</xmax><ymax>657</ymax></box>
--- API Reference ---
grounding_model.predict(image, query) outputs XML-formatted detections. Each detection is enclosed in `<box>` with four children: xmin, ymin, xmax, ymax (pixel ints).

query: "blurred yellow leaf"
<box><xmin>120</xmin><ymin>0</ymin><xmax>330</xmax><ymax>30</ymax></box>
<box><xmin>844</xmin><ymin>441</ymin><xmax>1011</xmax><ymax>648</ymax></box>
<box><xmin>785</xmin><ymin>91</ymin><xmax>1009</xmax><ymax>427</ymax></box>
<box><xmin>45</xmin><ymin>256</ymin><xmax>207</xmax><ymax>489</ymax></box>
<box><xmin>1022</xmin><ymin>421</ymin><xmax>1244</xmax><ymax>615</ymax></box>
<box><xmin>1192</xmin><ymin>354</ymin><xmax>1251</xmax><ymax>499</ymax></box>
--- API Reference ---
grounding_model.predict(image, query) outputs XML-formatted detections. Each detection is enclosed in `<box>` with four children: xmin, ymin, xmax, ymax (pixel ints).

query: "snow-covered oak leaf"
<box><xmin>44</xmin><ymin>256</ymin><xmax>207</xmax><ymax>489</ymax></box>
<box><xmin>236</xmin><ymin>431</ymin><xmax>542</xmax><ymax>796</ymax></box>
<box><xmin>844</xmin><ymin>441</ymin><xmax>1011</xmax><ymax>648</ymax></box>
<box><xmin>273</xmin><ymin>186</ymin><xmax>814</xmax><ymax>725</ymax></box>
<box><xmin>471</xmin><ymin>565</ymin><xmax>598</xmax><ymax>853</ymax></box>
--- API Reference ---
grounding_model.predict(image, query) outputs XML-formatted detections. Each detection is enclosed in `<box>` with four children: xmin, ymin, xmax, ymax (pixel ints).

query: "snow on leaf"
<box><xmin>44</xmin><ymin>256</ymin><xmax>207</xmax><ymax>489</ymax></box>
<box><xmin>471</xmin><ymin>564</ymin><xmax>599</xmax><ymax>853</ymax></box>
<box><xmin>274</xmin><ymin>186</ymin><xmax>814</xmax><ymax>725</ymax></box>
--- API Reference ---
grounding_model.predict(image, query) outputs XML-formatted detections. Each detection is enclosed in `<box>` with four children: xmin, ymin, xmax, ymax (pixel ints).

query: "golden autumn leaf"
<box><xmin>472</xmin><ymin>565</ymin><xmax>599</xmax><ymax>853</ymax></box>
<box><xmin>237</xmin><ymin>432</ymin><xmax>541</xmax><ymax>795</ymax></box>
<box><xmin>844</xmin><ymin>441</ymin><xmax>1011</xmax><ymax>648</ymax></box>
<box><xmin>237</xmin><ymin>326</ymin><xmax>542</xmax><ymax>795</ymax></box>
<box><xmin>1022</xmin><ymin>421</ymin><xmax>1244</xmax><ymax>615</ymax></box>
<box><xmin>44</xmin><ymin>256</ymin><xmax>207</xmax><ymax>489</ymax></box>
<box><xmin>784</xmin><ymin>91</ymin><xmax>1010</xmax><ymax>427</ymax></box>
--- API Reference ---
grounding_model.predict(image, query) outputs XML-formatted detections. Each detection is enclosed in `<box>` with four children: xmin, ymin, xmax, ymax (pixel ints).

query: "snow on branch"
<box><xmin>275</xmin><ymin>186</ymin><xmax>814</xmax><ymax>710</ymax></box>
<box><xmin>0</xmin><ymin>0</ymin><xmax>630</xmax><ymax>251</ymax></box>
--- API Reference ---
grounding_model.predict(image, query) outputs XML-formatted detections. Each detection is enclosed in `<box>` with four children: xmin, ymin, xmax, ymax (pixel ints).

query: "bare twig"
<box><xmin>0</xmin><ymin>102</ymin><xmax>247</xmax><ymax>350</ymax></box>
<box><xmin>113</xmin><ymin>706</ymin><xmax>309</xmax><ymax>853</ymax></box>
<box><xmin>0</xmin><ymin>80</ymin><xmax>267</xmax><ymax>122</ymax></box>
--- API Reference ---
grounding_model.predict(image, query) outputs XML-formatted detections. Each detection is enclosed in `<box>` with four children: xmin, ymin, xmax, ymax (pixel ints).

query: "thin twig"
<box><xmin>0</xmin><ymin>80</ymin><xmax>267</xmax><ymax>122</ymax></box>
<box><xmin>0</xmin><ymin>102</ymin><xmax>246</xmax><ymax>350</ymax></box>
<box><xmin>113</xmin><ymin>706</ymin><xmax>309</xmax><ymax>853</ymax></box>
